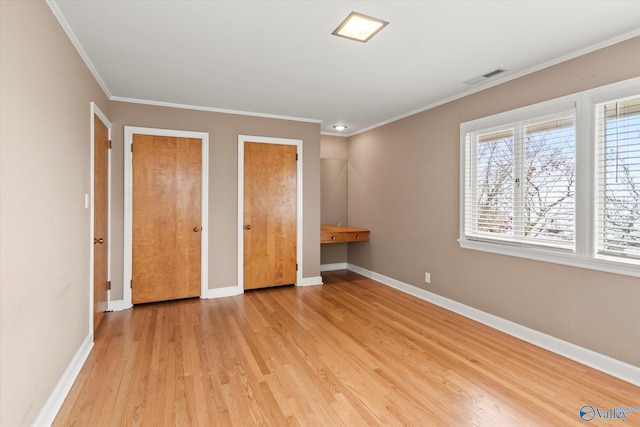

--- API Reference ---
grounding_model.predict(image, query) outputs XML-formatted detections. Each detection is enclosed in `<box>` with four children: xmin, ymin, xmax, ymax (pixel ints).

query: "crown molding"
<box><xmin>348</xmin><ymin>28</ymin><xmax>640</xmax><ymax>137</ymax></box>
<box><xmin>110</xmin><ymin>96</ymin><xmax>322</xmax><ymax>124</ymax></box>
<box><xmin>46</xmin><ymin>0</ymin><xmax>112</xmax><ymax>99</ymax></box>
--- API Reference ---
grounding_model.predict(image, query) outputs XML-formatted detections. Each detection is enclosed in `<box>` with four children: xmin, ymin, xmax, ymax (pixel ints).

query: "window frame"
<box><xmin>463</xmin><ymin>105</ymin><xmax>577</xmax><ymax>250</ymax></box>
<box><xmin>459</xmin><ymin>77</ymin><xmax>640</xmax><ymax>278</ymax></box>
<box><xmin>594</xmin><ymin>95</ymin><xmax>640</xmax><ymax>260</ymax></box>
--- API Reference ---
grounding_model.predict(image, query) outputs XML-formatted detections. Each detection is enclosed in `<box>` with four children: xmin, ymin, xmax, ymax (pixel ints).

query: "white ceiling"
<box><xmin>51</xmin><ymin>1</ymin><xmax>640</xmax><ymax>135</ymax></box>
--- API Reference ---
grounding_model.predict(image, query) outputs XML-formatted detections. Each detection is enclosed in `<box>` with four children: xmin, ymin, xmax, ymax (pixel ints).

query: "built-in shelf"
<box><xmin>321</xmin><ymin>224</ymin><xmax>370</xmax><ymax>244</ymax></box>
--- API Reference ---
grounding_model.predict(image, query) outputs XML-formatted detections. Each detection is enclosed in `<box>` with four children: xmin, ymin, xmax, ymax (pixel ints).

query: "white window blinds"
<box><xmin>596</xmin><ymin>95</ymin><xmax>640</xmax><ymax>259</ymax></box>
<box><xmin>463</xmin><ymin>110</ymin><xmax>576</xmax><ymax>250</ymax></box>
<box><xmin>460</xmin><ymin>78</ymin><xmax>640</xmax><ymax>277</ymax></box>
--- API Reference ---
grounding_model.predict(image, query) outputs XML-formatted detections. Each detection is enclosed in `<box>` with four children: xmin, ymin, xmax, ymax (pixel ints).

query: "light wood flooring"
<box><xmin>54</xmin><ymin>270</ymin><xmax>640</xmax><ymax>426</ymax></box>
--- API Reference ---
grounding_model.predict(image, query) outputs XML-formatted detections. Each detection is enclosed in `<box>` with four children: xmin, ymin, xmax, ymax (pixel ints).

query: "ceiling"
<box><xmin>51</xmin><ymin>1</ymin><xmax>640</xmax><ymax>135</ymax></box>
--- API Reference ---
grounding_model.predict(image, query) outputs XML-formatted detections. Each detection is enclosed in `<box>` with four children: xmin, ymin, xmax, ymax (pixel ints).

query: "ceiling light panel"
<box><xmin>332</xmin><ymin>12</ymin><xmax>388</xmax><ymax>43</ymax></box>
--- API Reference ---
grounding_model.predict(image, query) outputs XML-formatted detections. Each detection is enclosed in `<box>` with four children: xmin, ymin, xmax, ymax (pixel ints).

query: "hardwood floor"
<box><xmin>54</xmin><ymin>270</ymin><xmax>640</xmax><ymax>426</ymax></box>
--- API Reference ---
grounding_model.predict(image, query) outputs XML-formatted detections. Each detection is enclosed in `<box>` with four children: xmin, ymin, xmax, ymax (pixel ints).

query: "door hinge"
<box><xmin>130</xmin><ymin>279</ymin><xmax>133</xmax><ymax>288</ymax></box>
<box><xmin>296</xmin><ymin>263</ymin><xmax>298</xmax><ymax>271</ymax></box>
<box><xmin>108</xmin><ymin>140</ymin><xmax>112</xmax><ymax>149</ymax></box>
<box><xmin>296</xmin><ymin>153</ymin><xmax>298</xmax><ymax>161</ymax></box>
<box><xmin>107</xmin><ymin>280</ymin><xmax>111</xmax><ymax>290</ymax></box>
<box><xmin>131</xmin><ymin>143</ymin><xmax>133</xmax><ymax>153</ymax></box>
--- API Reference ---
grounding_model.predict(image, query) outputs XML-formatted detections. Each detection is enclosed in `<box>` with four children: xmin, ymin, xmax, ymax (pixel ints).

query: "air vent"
<box><xmin>463</xmin><ymin>68</ymin><xmax>506</xmax><ymax>85</ymax></box>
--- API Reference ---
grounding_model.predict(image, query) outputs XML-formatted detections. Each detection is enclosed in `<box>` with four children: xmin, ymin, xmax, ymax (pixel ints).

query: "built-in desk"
<box><xmin>321</xmin><ymin>224</ymin><xmax>370</xmax><ymax>244</ymax></box>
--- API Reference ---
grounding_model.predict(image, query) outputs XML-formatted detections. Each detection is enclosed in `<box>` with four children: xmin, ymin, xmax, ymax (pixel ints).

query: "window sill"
<box><xmin>458</xmin><ymin>238</ymin><xmax>640</xmax><ymax>279</ymax></box>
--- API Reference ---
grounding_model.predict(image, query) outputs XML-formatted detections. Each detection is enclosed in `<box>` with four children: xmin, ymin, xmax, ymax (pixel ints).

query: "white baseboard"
<box><xmin>108</xmin><ymin>299</ymin><xmax>131</xmax><ymax>312</ymax></box>
<box><xmin>203</xmin><ymin>278</ymin><xmax>325</xmax><ymax>294</ymax></box>
<box><xmin>32</xmin><ymin>333</ymin><xmax>94</xmax><ymax>427</ymax></box>
<box><xmin>110</xmin><ymin>278</ymin><xmax>324</xmax><ymax>303</ymax></box>
<box><xmin>320</xmin><ymin>262</ymin><xmax>348</xmax><ymax>272</ymax></box>
<box><xmin>347</xmin><ymin>263</ymin><xmax>640</xmax><ymax>387</ymax></box>
<box><xmin>108</xmin><ymin>286</ymin><xmax>244</xmax><ymax>307</ymax></box>
<box><xmin>299</xmin><ymin>276</ymin><xmax>324</xmax><ymax>287</ymax></box>
<box><xmin>204</xmin><ymin>286</ymin><xmax>243</xmax><ymax>299</ymax></box>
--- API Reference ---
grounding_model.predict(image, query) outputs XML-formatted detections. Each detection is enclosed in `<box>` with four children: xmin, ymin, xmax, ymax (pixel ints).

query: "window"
<box><xmin>460</xmin><ymin>77</ymin><xmax>640</xmax><ymax>278</ymax></box>
<box><xmin>463</xmin><ymin>107</ymin><xmax>576</xmax><ymax>250</ymax></box>
<box><xmin>596</xmin><ymin>95</ymin><xmax>640</xmax><ymax>260</ymax></box>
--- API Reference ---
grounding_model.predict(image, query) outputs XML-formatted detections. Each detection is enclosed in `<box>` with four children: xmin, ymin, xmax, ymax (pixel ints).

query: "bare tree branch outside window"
<box><xmin>471</xmin><ymin>118</ymin><xmax>575</xmax><ymax>247</ymax></box>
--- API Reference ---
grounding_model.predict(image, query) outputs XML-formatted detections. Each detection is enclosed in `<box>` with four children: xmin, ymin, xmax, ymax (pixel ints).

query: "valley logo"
<box><xmin>579</xmin><ymin>405</ymin><xmax>640</xmax><ymax>422</ymax></box>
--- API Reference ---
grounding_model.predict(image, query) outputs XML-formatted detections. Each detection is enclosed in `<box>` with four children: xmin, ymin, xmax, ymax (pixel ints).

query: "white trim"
<box><xmin>123</xmin><ymin>126</ymin><xmax>209</xmax><ymax>307</ymax></box>
<box><xmin>298</xmin><ymin>276</ymin><xmax>324</xmax><ymax>287</ymax></box>
<box><xmin>320</xmin><ymin>131</ymin><xmax>349</xmax><ymax>137</ymax></box>
<box><xmin>91</xmin><ymin>105</ymin><xmax>112</xmax><ymax>134</ymax></box>
<box><xmin>459</xmin><ymin>239</ymin><xmax>640</xmax><ymax>278</ymax></box>
<box><xmin>205</xmin><ymin>286</ymin><xmax>244</xmax><ymax>299</ymax></box>
<box><xmin>112</xmin><ymin>96</ymin><xmax>322</xmax><ymax>125</ymax></box>
<box><xmin>107</xmin><ymin>299</ymin><xmax>128</xmax><ymax>312</ymax></box>
<box><xmin>460</xmin><ymin>98</ymin><xmax>577</xmax><ymax>133</ymax></box>
<box><xmin>89</xmin><ymin>103</ymin><xmax>111</xmax><ymax>331</ymax></box>
<box><xmin>46</xmin><ymin>1</ymin><xmax>112</xmax><ymax>99</ymax></box>
<box><xmin>320</xmin><ymin>262</ymin><xmax>348</xmax><ymax>272</ymax></box>
<box><xmin>238</xmin><ymin>135</ymin><xmax>303</xmax><ymax>291</ymax></box>
<box><xmin>200</xmin><ymin>136</ymin><xmax>210</xmax><ymax>300</ymax></box>
<box><xmin>31</xmin><ymin>333</ymin><xmax>94</xmax><ymax>427</ymax></box>
<box><xmin>347</xmin><ymin>263</ymin><xmax>640</xmax><ymax>387</ymax></box>
<box><xmin>123</xmin><ymin>127</ymin><xmax>133</xmax><ymax>309</ymax></box>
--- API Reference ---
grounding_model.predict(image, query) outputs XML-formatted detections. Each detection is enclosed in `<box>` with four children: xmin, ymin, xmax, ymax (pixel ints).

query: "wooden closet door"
<box><xmin>132</xmin><ymin>134</ymin><xmax>202</xmax><ymax>304</ymax></box>
<box><xmin>243</xmin><ymin>142</ymin><xmax>297</xmax><ymax>290</ymax></box>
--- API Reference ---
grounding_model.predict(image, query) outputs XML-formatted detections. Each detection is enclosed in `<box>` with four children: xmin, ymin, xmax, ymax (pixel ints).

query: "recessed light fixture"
<box><xmin>333</xmin><ymin>125</ymin><xmax>347</xmax><ymax>131</ymax></box>
<box><xmin>332</xmin><ymin>12</ymin><xmax>388</xmax><ymax>43</ymax></box>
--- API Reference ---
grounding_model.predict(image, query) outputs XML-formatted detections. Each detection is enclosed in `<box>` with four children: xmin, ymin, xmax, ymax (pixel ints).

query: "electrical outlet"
<box><xmin>425</xmin><ymin>272</ymin><xmax>431</xmax><ymax>284</ymax></box>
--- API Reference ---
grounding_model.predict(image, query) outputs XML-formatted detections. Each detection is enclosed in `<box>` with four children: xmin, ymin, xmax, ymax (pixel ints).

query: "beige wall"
<box><xmin>320</xmin><ymin>135</ymin><xmax>349</xmax><ymax>265</ymax></box>
<box><xmin>108</xmin><ymin>102</ymin><xmax>321</xmax><ymax>299</ymax></box>
<box><xmin>0</xmin><ymin>1</ymin><xmax>110</xmax><ymax>425</ymax></box>
<box><xmin>320</xmin><ymin>134</ymin><xmax>349</xmax><ymax>160</ymax></box>
<box><xmin>347</xmin><ymin>37</ymin><xmax>640</xmax><ymax>367</ymax></box>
